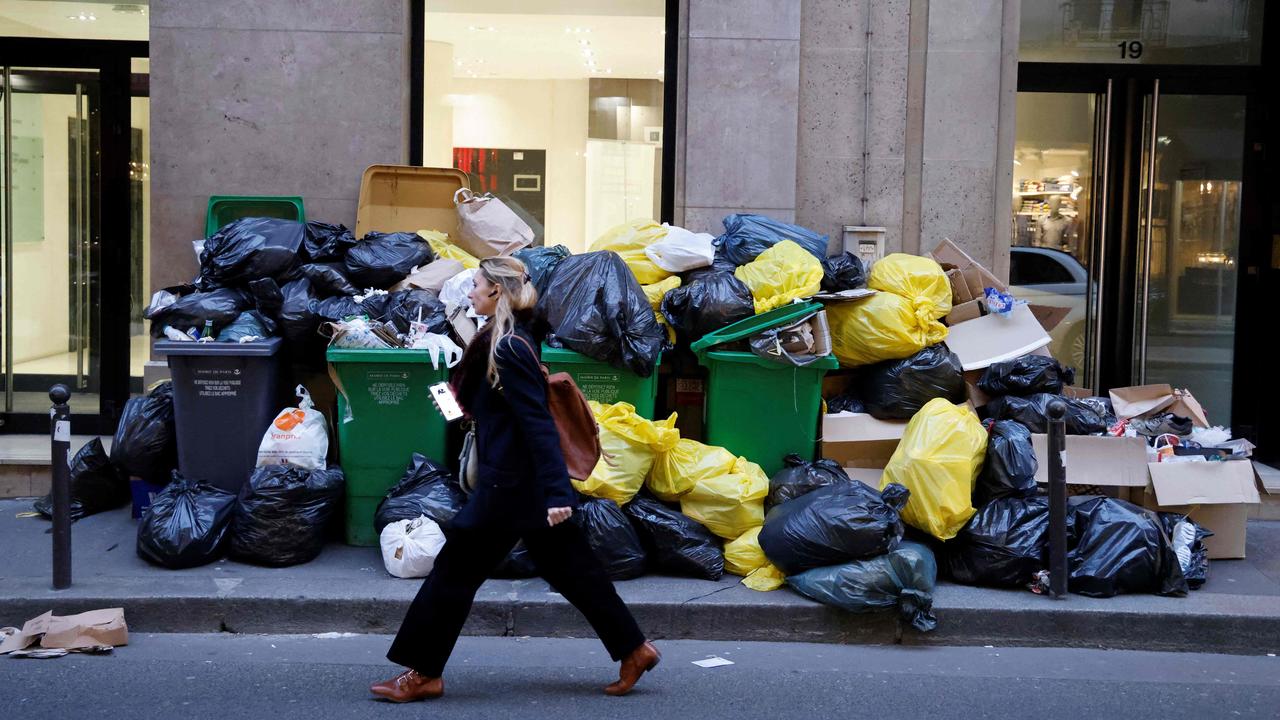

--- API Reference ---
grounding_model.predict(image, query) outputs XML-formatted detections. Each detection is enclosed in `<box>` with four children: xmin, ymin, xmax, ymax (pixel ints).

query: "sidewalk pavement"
<box><xmin>3</xmin><ymin>499</ymin><xmax>1278</xmax><ymax>655</ymax></box>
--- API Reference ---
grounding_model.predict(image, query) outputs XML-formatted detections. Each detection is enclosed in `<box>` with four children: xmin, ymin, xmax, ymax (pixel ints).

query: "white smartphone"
<box><xmin>429</xmin><ymin>382</ymin><xmax>465</xmax><ymax>422</ymax></box>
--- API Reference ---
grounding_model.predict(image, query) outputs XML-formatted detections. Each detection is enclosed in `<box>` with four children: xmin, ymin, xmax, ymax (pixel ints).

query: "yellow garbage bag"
<box><xmin>647</xmin><ymin>438</ymin><xmax>737</xmax><ymax>503</ymax></box>
<box><xmin>418</xmin><ymin>230</ymin><xmax>480</xmax><ymax>269</ymax></box>
<box><xmin>867</xmin><ymin>253</ymin><xmax>952</xmax><ymax>312</ymax></box>
<box><xmin>724</xmin><ymin>528</ymin><xmax>785</xmax><ymax>591</ymax></box>
<box><xmin>679</xmin><ymin>457</ymin><xmax>768</xmax><ymax>540</ymax></box>
<box><xmin>573</xmin><ymin>401</ymin><xmax>679</xmax><ymax>504</ymax></box>
<box><xmin>733</xmin><ymin>240</ymin><xmax>824</xmax><ymax>314</ymax></box>
<box><xmin>881</xmin><ymin>398</ymin><xmax>986</xmax><ymax>540</ymax></box>
<box><xmin>643</xmin><ymin>276</ymin><xmax>682</xmax><ymax>346</ymax></box>
<box><xmin>827</xmin><ymin>291</ymin><xmax>949</xmax><ymax>366</ymax></box>
<box><xmin>589</xmin><ymin>219</ymin><xmax>672</xmax><ymax>285</ymax></box>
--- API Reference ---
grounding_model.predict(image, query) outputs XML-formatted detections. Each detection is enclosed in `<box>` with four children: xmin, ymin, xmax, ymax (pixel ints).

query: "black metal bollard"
<box><xmin>1046</xmin><ymin>399</ymin><xmax>1068</xmax><ymax>599</ymax></box>
<box><xmin>50</xmin><ymin>384</ymin><xmax>72</xmax><ymax>590</ymax></box>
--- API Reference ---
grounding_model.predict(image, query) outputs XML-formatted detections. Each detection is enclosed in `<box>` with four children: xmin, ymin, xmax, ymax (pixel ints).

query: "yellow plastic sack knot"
<box><xmin>679</xmin><ymin>457</ymin><xmax>768</xmax><ymax>540</ymax></box>
<box><xmin>589</xmin><ymin>219</ymin><xmax>672</xmax><ymax>285</ymax></box>
<box><xmin>573</xmin><ymin>401</ymin><xmax>679</xmax><ymax>504</ymax></box>
<box><xmin>648</xmin><ymin>438</ymin><xmax>737</xmax><ymax>503</ymax></box>
<box><xmin>418</xmin><ymin>230</ymin><xmax>480</xmax><ymax>269</ymax></box>
<box><xmin>881</xmin><ymin>398</ymin><xmax>986</xmax><ymax>540</ymax></box>
<box><xmin>733</xmin><ymin>240</ymin><xmax>824</xmax><ymax>314</ymax></box>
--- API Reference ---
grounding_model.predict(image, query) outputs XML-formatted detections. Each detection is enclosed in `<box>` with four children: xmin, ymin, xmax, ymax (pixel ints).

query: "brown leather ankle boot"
<box><xmin>370</xmin><ymin>669</ymin><xmax>444</xmax><ymax>702</ymax></box>
<box><xmin>604</xmin><ymin>640</ymin><xmax>661</xmax><ymax>696</ymax></box>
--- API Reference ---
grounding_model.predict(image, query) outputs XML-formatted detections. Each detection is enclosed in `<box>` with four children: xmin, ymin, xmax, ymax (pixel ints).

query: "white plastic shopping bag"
<box><xmin>256</xmin><ymin>385</ymin><xmax>329</xmax><ymax>471</ymax></box>
<box><xmin>453</xmin><ymin>188</ymin><xmax>534</xmax><ymax>258</ymax></box>
<box><xmin>645</xmin><ymin>224</ymin><xmax>716</xmax><ymax>272</ymax></box>
<box><xmin>380</xmin><ymin>516</ymin><xmax>448</xmax><ymax>579</ymax></box>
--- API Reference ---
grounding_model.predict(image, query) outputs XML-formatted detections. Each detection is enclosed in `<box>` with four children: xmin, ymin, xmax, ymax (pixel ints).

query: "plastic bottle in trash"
<box><xmin>200</xmin><ymin>319</ymin><xmax>214</xmax><ymax>339</ymax></box>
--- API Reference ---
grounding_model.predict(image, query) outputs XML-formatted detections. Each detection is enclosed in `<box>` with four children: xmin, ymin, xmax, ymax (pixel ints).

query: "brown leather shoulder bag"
<box><xmin>511</xmin><ymin>336</ymin><xmax>603</xmax><ymax>480</ymax></box>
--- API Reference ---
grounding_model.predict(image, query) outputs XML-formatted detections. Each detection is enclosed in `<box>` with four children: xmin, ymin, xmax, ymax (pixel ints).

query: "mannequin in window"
<box><xmin>1037</xmin><ymin>195</ymin><xmax>1076</xmax><ymax>254</ymax></box>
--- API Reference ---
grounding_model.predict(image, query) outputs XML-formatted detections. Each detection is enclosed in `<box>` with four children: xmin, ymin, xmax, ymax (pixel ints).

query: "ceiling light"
<box><xmin>468</xmin><ymin>25</ymin><xmax>496</xmax><ymax>32</ymax></box>
<box><xmin>605</xmin><ymin>68</ymin><xmax>613</xmax><ymax>74</ymax></box>
<box><xmin>68</xmin><ymin>11</ymin><xmax>97</xmax><ymax>21</ymax></box>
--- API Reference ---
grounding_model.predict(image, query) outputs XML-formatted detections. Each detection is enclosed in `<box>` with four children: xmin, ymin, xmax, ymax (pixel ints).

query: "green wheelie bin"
<box><xmin>540</xmin><ymin>344</ymin><xmax>662</xmax><ymax>419</ymax></box>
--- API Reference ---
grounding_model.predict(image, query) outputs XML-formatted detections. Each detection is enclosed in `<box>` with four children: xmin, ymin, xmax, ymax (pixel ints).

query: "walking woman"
<box><xmin>371</xmin><ymin>256</ymin><xmax>660</xmax><ymax>702</ymax></box>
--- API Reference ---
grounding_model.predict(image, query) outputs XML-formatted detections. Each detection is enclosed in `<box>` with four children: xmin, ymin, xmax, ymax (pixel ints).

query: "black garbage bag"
<box><xmin>787</xmin><ymin>541</ymin><xmax>938</xmax><ymax>632</ymax></box>
<box><xmin>491</xmin><ymin>541</ymin><xmax>538</xmax><ymax>579</ymax></box>
<box><xmin>821</xmin><ymin>252</ymin><xmax>866</xmax><ymax>292</ymax></box>
<box><xmin>759</xmin><ymin>482</ymin><xmax>909</xmax><ymax>575</ymax></box>
<box><xmin>198</xmin><ymin>217</ymin><xmax>306</xmax><ymax>289</ymax></box>
<box><xmin>1077</xmin><ymin>396</ymin><xmax>1118</xmax><ymax>428</ymax></box>
<box><xmin>1068</xmin><ymin>496</ymin><xmax>1187</xmax><ymax>598</ymax></box>
<box><xmin>576</xmin><ymin>498</ymin><xmax>647</xmax><ymax>580</ymax></box>
<box><xmin>767</xmin><ymin>454</ymin><xmax>850</xmax><ymax>510</ymax></box>
<box><xmin>539</xmin><ymin>252</ymin><xmax>666</xmax><ymax>377</ymax></box>
<box><xmin>714</xmin><ymin>213</ymin><xmax>829</xmax><ymax>266</ymax></box>
<box><xmin>344</xmin><ymin>232</ymin><xmax>434</xmax><ymax>289</ymax></box>
<box><xmin>946</xmin><ymin>496</ymin><xmax>1056</xmax><ymax>587</ymax></box>
<box><xmin>136</xmin><ymin>473</ymin><xmax>237</xmax><ymax>569</ymax></box>
<box><xmin>145</xmin><ymin>286</ymin><xmax>253</xmax><ymax>338</ymax></box>
<box><xmin>975</xmin><ymin>420</ymin><xmax>1039</xmax><ymax>504</ymax></box>
<box><xmin>302</xmin><ymin>221</ymin><xmax>358</xmax><ymax>263</ymax></box>
<box><xmin>229</xmin><ymin>465</ymin><xmax>345</xmax><ymax>567</ymax></box>
<box><xmin>1159</xmin><ymin>512</ymin><xmax>1212</xmax><ymax>591</ymax></box>
<box><xmin>270</xmin><ymin>279</ymin><xmax>370</xmax><ymax>342</ymax></box>
<box><xmin>289</xmin><ymin>262</ymin><xmax>358</xmax><ymax>297</ymax></box>
<box><xmin>33</xmin><ymin>438</ymin><xmax>128</xmax><ymax>521</ymax></box>
<box><xmin>855</xmin><ymin>344</ymin><xmax>966</xmax><ymax>420</ymax></box>
<box><xmin>216</xmin><ymin>310</ymin><xmax>276</xmax><ymax>342</ymax></box>
<box><xmin>826</xmin><ymin>394</ymin><xmax>865</xmax><ymax>414</ymax></box>
<box><xmin>660</xmin><ymin>271</ymin><xmax>755</xmax><ymax>342</ymax></box>
<box><xmin>248</xmin><ymin>277</ymin><xmax>285</xmax><ymax>316</ymax></box>
<box><xmin>513</xmin><ymin>244</ymin><xmax>572</xmax><ymax>297</ymax></box>
<box><xmin>383</xmin><ymin>289</ymin><xmax>449</xmax><ymax>336</ymax></box>
<box><xmin>625</xmin><ymin>496</ymin><xmax>724</xmax><ymax>580</ymax></box>
<box><xmin>982</xmin><ymin>393</ymin><xmax>1107</xmax><ymax>435</ymax></box>
<box><xmin>111</xmin><ymin>382</ymin><xmax>177</xmax><ymax>483</ymax></box>
<box><xmin>977</xmin><ymin>355</ymin><xmax>1076</xmax><ymax>397</ymax></box>
<box><xmin>374</xmin><ymin>454</ymin><xmax>466</xmax><ymax>533</ymax></box>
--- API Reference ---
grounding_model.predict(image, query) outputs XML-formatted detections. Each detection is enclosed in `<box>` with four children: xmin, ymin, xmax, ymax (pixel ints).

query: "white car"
<box><xmin>1009</xmin><ymin>246</ymin><xmax>1088</xmax><ymax>371</ymax></box>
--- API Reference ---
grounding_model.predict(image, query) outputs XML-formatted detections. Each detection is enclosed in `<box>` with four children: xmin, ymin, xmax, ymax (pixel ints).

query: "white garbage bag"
<box><xmin>380</xmin><ymin>515</ymin><xmax>448</xmax><ymax>579</ymax></box>
<box><xmin>256</xmin><ymin>385</ymin><xmax>330</xmax><ymax>471</ymax></box>
<box><xmin>440</xmin><ymin>269</ymin><xmax>478</xmax><ymax>311</ymax></box>
<box><xmin>644</xmin><ymin>224</ymin><xmax>716</xmax><ymax>272</ymax></box>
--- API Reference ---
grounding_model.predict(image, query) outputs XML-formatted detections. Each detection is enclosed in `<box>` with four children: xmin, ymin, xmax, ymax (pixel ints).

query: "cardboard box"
<box><xmin>1109</xmin><ymin>384</ymin><xmax>1210</xmax><ymax>427</ymax></box>
<box><xmin>945</xmin><ymin>304</ymin><xmax>1052</xmax><ymax>371</ymax></box>
<box><xmin>931</xmin><ymin>238</ymin><xmax>1008</xmax><ymax>301</ymax></box>
<box><xmin>1143</xmin><ymin>460</ymin><xmax>1262</xmax><ymax>559</ymax></box>
<box><xmin>1031</xmin><ymin>434</ymin><xmax>1150</xmax><ymax>487</ymax></box>
<box><xmin>1028</xmin><ymin>304</ymin><xmax>1072</xmax><ymax>333</ymax></box>
<box><xmin>821</xmin><ymin>413</ymin><xmax>907</xmax><ymax>468</ymax></box>
<box><xmin>946</xmin><ymin>298</ymin><xmax>984</xmax><ymax>326</ymax></box>
<box><xmin>844</xmin><ymin>467</ymin><xmax>884</xmax><ymax>489</ymax></box>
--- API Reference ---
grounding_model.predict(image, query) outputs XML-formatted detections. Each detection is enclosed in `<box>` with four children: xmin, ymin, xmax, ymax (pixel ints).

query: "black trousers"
<box><xmin>387</xmin><ymin>521</ymin><xmax>646</xmax><ymax>677</ymax></box>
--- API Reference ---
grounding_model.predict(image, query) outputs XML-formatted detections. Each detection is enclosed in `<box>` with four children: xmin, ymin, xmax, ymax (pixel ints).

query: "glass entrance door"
<box><xmin>1134</xmin><ymin>89</ymin><xmax>1246</xmax><ymax>425</ymax></box>
<box><xmin>1</xmin><ymin>66</ymin><xmax>101</xmax><ymax>419</ymax></box>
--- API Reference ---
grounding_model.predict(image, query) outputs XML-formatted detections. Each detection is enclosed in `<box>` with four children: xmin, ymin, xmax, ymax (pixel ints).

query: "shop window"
<box><xmin>0</xmin><ymin>1</ymin><xmax>149</xmax><ymax>41</ymax></box>
<box><xmin>422</xmin><ymin>1</ymin><xmax>668</xmax><ymax>252</ymax></box>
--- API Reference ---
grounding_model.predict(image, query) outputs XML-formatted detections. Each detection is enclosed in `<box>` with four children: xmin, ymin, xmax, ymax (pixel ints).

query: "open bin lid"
<box><xmin>155</xmin><ymin>337</ymin><xmax>283</xmax><ymax>357</ymax></box>
<box><xmin>691</xmin><ymin>301</ymin><xmax>838</xmax><ymax>369</ymax></box>
<box><xmin>355</xmin><ymin>165</ymin><xmax>470</xmax><ymax>238</ymax></box>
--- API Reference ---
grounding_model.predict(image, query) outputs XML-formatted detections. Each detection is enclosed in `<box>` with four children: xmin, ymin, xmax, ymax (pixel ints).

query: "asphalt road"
<box><xmin>3</xmin><ymin>634</ymin><xmax>1277</xmax><ymax>719</ymax></box>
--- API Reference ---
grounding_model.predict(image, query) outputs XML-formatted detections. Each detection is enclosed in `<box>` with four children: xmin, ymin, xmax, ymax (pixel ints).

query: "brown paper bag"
<box><xmin>0</xmin><ymin>608</ymin><xmax>128</xmax><ymax>654</ymax></box>
<box><xmin>452</xmin><ymin>188</ymin><xmax>534</xmax><ymax>258</ymax></box>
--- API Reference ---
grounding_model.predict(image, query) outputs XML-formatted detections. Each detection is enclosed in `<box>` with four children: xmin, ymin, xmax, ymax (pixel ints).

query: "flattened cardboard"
<box><xmin>1028</xmin><ymin>304</ymin><xmax>1072</xmax><ymax>333</ymax></box>
<box><xmin>930</xmin><ymin>238</ymin><xmax>1009</xmax><ymax>296</ymax></box>
<box><xmin>946</xmin><ymin>298</ymin><xmax>984</xmax><ymax>326</ymax></box>
<box><xmin>390</xmin><ymin>258</ymin><xmax>464</xmax><ymax>293</ymax></box>
<box><xmin>945</xmin><ymin>268</ymin><xmax>973</xmax><ymax>303</ymax></box>
<box><xmin>0</xmin><ymin>608</ymin><xmax>128</xmax><ymax>654</ymax></box>
<box><xmin>1109</xmin><ymin>384</ymin><xmax>1177</xmax><ymax>420</ymax></box>
<box><xmin>821</xmin><ymin>413</ymin><xmax>907</xmax><ymax>469</ymax></box>
<box><xmin>1031</xmin><ymin>434</ymin><xmax>1150</xmax><ymax>487</ymax></box>
<box><xmin>944</xmin><ymin>304</ymin><xmax>1051</xmax><ymax>371</ymax></box>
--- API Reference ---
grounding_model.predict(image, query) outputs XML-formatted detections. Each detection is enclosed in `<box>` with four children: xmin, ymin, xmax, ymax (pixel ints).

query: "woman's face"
<box><xmin>469</xmin><ymin>271</ymin><xmax>499</xmax><ymax>316</ymax></box>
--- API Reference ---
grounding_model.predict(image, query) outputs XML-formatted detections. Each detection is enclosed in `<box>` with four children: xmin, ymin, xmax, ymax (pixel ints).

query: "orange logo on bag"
<box><xmin>273</xmin><ymin>409</ymin><xmax>306</xmax><ymax>431</ymax></box>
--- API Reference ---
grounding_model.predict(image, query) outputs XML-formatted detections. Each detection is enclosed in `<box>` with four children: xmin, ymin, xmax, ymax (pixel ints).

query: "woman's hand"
<box><xmin>547</xmin><ymin>506</ymin><xmax>573</xmax><ymax>527</ymax></box>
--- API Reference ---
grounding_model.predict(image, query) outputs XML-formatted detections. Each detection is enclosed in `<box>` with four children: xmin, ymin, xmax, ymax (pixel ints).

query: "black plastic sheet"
<box><xmin>767</xmin><ymin>454</ymin><xmax>850</xmax><ymax>510</ymax></box>
<box><xmin>759</xmin><ymin>481</ymin><xmax>909</xmax><ymax>575</ymax></box>
<box><xmin>111</xmin><ymin>382</ymin><xmax>176</xmax><ymax>483</ymax></box>
<box><xmin>1068</xmin><ymin>496</ymin><xmax>1187</xmax><ymax>598</ymax></box>
<box><xmin>576</xmin><ymin>498</ymin><xmax>648</xmax><ymax>581</ymax></box>
<box><xmin>625</xmin><ymin>496</ymin><xmax>724</xmax><ymax>580</ymax></box>
<box><xmin>513</xmin><ymin>244</ymin><xmax>572</xmax><ymax>297</ymax></box>
<box><xmin>302</xmin><ymin>221</ymin><xmax>358</xmax><ymax>263</ymax></box>
<box><xmin>977</xmin><ymin>355</ymin><xmax>1076</xmax><ymax>397</ymax></box>
<box><xmin>33</xmin><ymin>438</ymin><xmax>128</xmax><ymax>521</ymax></box>
<box><xmin>145</xmin><ymin>286</ymin><xmax>253</xmax><ymax>338</ymax></box>
<box><xmin>344</xmin><ymin>231</ymin><xmax>434</xmax><ymax>289</ymax></box>
<box><xmin>198</xmin><ymin>217</ymin><xmax>306</xmax><ymax>289</ymax></box>
<box><xmin>855</xmin><ymin>344</ymin><xmax>966</xmax><ymax>420</ymax></box>
<box><xmin>539</xmin><ymin>251</ymin><xmax>666</xmax><ymax>377</ymax></box>
<box><xmin>820</xmin><ymin>252</ymin><xmax>867</xmax><ymax>292</ymax></box>
<box><xmin>714</xmin><ymin>213</ymin><xmax>829</xmax><ymax>266</ymax></box>
<box><xmin>982</xmin><ymin>393</ymin><xmax>1108</xmax><ymax>435</ymax></box>
<box><xmin>660</xmin><ymin>271</ymin><xmax>755</xmax><ymax>342</ymax></box>
<box><xmin>975</xmin><ymin>420</ymin><xmax>1039</xmax><ymax>505</ymax></box>
<box><xmin>374</xmin><ymin>454</ymin><xmax>466</xmax><ymax>533</ymax></box>
<box><xmin>786</xmin><ymin>541</ymin><xmax>938</xmax><ymax>632</ymax></box>
<box><xmin>946</xmin><ymin>496</ymin><xmax>1054</xmax><ymax>587</ymax></box>
<box><xmin>136</xmin><ymin>473</ymin><xmax>237</xmax><ymax>569</ymax></box>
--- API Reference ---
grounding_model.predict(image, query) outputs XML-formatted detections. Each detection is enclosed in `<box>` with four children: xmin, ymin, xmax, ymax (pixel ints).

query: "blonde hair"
<box><xmin>478</xmin><ymin>256</ymin><xmax>538</xmax><ymax>387</ymax></box>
